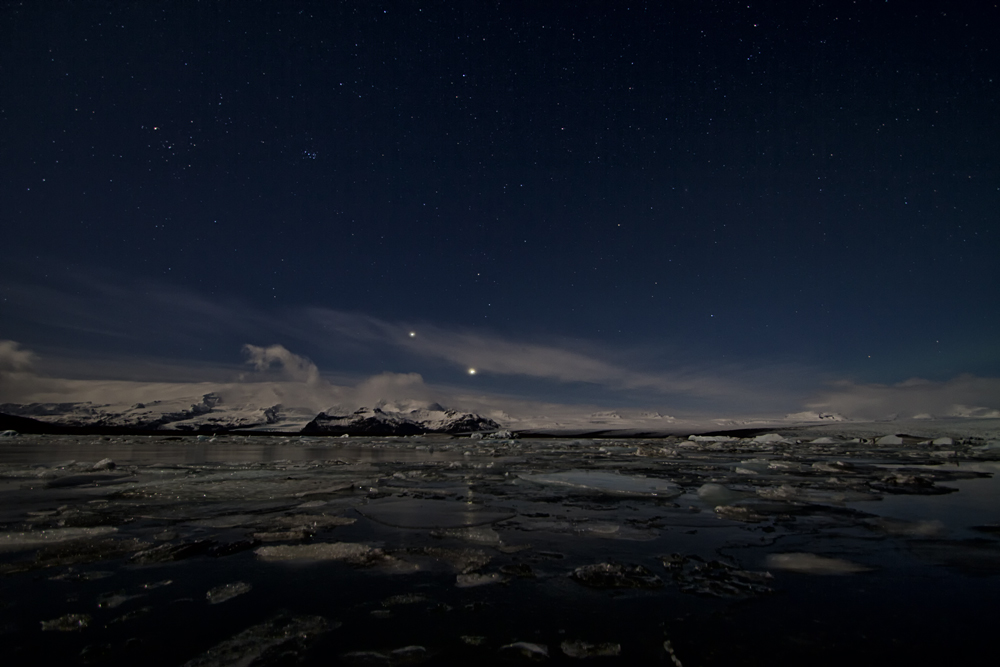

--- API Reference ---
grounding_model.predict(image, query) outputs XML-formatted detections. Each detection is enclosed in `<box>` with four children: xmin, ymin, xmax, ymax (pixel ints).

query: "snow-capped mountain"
<box><xmin>303</xmin><ymin>404</ymin><xmax>501</xmax><ymax>435</ymax></box>
<box><xmin>0</xmin><ymin>395</ymin><xmax>502</xmax><ymax>435</ymax></box>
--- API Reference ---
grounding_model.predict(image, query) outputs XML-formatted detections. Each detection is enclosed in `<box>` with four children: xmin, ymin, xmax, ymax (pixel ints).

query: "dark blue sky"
<box><xmin>2</xmin><ymin>1</ymin><xmax>998</xmax><ymax>417</ymax></box>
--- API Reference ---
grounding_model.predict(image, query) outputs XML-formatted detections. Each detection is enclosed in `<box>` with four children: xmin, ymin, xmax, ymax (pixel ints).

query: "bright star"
<box><xmin>409</xmin><ymin>332</ymin><xmax>416</xmax><ymax>337</ymax></box>
<box><xmin>468</xmin><ymin>368</ymin><xmax>476</xmax><ymax>375</ymax></box>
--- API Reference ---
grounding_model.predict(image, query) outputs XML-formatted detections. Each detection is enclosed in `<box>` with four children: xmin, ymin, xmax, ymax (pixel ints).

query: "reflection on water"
<box><xmin>0</xmin><ymin>432</ymin><xmax>998</xmax><ymax>666</ymax></box>
<box><xmin>0</xmin><ymin>435</ymin><xmax>472</xmax><ymax>465</ymax></box>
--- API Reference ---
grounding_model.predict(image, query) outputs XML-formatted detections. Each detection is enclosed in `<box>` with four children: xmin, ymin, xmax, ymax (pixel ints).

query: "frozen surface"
<box><xmin>0</xmin><ymin>429</ymin><xmax>998</xmax><ymax>665</ymax></box>
<box><xmin>519</xmin><ymin>469</ymin><xmax>681</xmax><ymax>498</ymax></box>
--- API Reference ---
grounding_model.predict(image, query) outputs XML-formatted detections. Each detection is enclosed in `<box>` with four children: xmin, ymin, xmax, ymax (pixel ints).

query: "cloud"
<box><xmin>807</xmin><ymin>375</ymin><xmax>1000</xmax><ymax>420</ymax></box>
<box><xmin>0</xmin><ymin>340</ymin><xmax>35</xmax><ymax>373</ymax></box>
<box><xmin>242</xmin><ymin>344</ymin><xmax>321</xmax><ymax>385</ymax></box>
<box><xmin>353</xmin><ymin>372</ymin><xmax>432</xmax><ymax>407</ymax></box>
<box><xmin>304</xmin><ymin>307</ymin><xmax>781</xmax><ymax>399</ymax></box>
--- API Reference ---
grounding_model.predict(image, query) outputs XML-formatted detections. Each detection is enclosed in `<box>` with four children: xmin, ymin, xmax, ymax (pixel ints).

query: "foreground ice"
<box><xmin>0</xmin><ymin>429</ymin><xmax>996</xmax><ymax>665</ymax></box>
<box><xmin>181</xmin><ymin>614</ymin><xmax>331</xmax><ymax>667</ymax></box>
<box><xmin>255</xmin><ymin>542</ymin><xmax>386</xmax><ymax>565</ymax></box>
<box><xmin>0</xmin><ymin>526</ymin><xmax>116</xmax><ymax>551</ymax></box>
<box><xmin>519</xmin><ymin>470</ymin><xmax>682</xmax><ymax>498</ymax></box>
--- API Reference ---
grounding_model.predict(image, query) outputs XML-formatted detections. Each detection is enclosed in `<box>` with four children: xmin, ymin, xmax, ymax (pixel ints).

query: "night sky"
<box><xmin>2</xmin><ymin>1</ymin><xmax>998</xmax><ymax>419</ymax></box>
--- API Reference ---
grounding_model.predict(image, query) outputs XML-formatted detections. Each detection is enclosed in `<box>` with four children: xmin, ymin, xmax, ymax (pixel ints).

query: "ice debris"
<box><xmin>181</xmin><ymin>614</ymin><xmax>331</xmax><ymax>666</ymax></box>
<box><xmin>92</xmin><ymin>458</ymin><xmax>116</xmax><ymax>470</ymax></box>
<box><xmin>765</xmin><ymin>552</ymin><xmax>873</xmax><ymax>574</ymax></box>
<box><xmin>41</xmin><ymin>613</ymin><xmax>91</xmax><ymax>631</ymax></box>
<box><xmin>341</xmin><ymin>645</ymin><xmax>428</xmax><ymax>666</ymax></box>
<box><xmin>255</xmin><ymin>542</ymin><xmax>386</xmax><ymax>565</ymax></box>
<box><xmin>571</xmin><ymin>562</ymin><xmax>664</xmax><ymax>589</ymax></box>
<box><xmin>661</xmin><ymin>554</ymin><xmax>773</xmax><ymax>598</ymax></box>
<box><xmin>456</xmin><ymin>572</ymin><xmax>502</xmax><ymax>587</ymax></box>
<box><xmin>206</xmin><ymin>581</ymin><xmax>252</xmax><ymax>604</ymax></box>
<box><xmin>696</xmin><ymin>483</ymin><xmax>750</xmax><ymax>507</ymax></box>
<box><xmin>500</xmin><ymin>642</ymin><xmax>549</xmax><ymax>660</ymax></box>
<box><xmin>560</xmin><ymin>640</ymin><xmax>621</xmax><ymax>658</ymax></box>
<box><xmin>520</xmin><ymin>470</ymin><xmax>681</xmax><ymax>498</ymax></box>
<box><xmin>0</xmin><ymin>527</ymin><xmax>117</xmax><ymax>552</ymax></box>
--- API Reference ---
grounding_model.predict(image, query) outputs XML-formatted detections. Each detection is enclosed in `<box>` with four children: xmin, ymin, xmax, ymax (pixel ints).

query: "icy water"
<box><xmin>1</xmin><ymin>433</ymin><xmax>999</xmax><ymax>666</ymax></box>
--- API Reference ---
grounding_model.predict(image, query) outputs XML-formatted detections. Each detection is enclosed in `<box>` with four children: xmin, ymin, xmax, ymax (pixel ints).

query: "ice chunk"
<box><xmin>206</xmin><ymin>581</ymin><xmax>252</xmax><ymax>604</ymax></box>
<box><xmin>520</xmin><ymin>470</ymin><xmax>681</xmax><ymax>498</ymax></box>
<box><xmin>571</xmin><ymin>562</ymin><xmax>663</xmax><ymax>589</ymax></box>
<box><xmin>662</xmin><ymin>554</ymin><xmax>773</xmax><ymax>598</ymax></box>
<box><xmin>876</xmin><ymin>435</ymin><xmax>904</xmax><ymax>445</ymax></box>
<box><xmin>357</xmin><ymin>498</ymin><xmax>515</xmax><ymax>529</ymax></box>
<box><xmin>92</xmin><ymin>458</ymin><xmax>116</xmax><ymax>470</ymax></box>
<box><xmin>0</xmin><ymin>526</ymin><xmax>117</xmax><ymax>552</ymax></box>
<box><xmin>688</xmin><ymin>435</ymin><xmax>736</xmax><ymax>442</ymax></box>
<box><xmin>341</xmin><ymin>646</ymin><xmax>427</xmax><ymax>666</ymax></box>
<box><xmin>381</xmin><ymin>593</ymin><xmax>427</xmax><ymax>607</ymax></box>
<box><xmin>765</xmin><ymin>552</ymin><xmax>873</xmax><ymax>574</ymax></box>
<box><xmin>255</xmin><ymin>542</ymin><xmax>385</xmax><ymax>565</ymax></box>
<box><xmin>500</xmin><ymin>642</ymin><xmax>549</xmax><ymax>659</ymax></box>
<box><xmin>697</xmin><ymin>483</ymin><xmax>749</xmax><ymax>507</ymax></box>
<box><xmin>932</xmin><ymin>437</ymin><xmax>954</xmax><ymax>446</ymax></box>
<box><xmin>752</xmin><ymin>433</ymin><xmax>786</xmax><ymax>443</ymax></box>
<box><xmin>456</xmin><ymin>572</ymin><xmax>502</xmax><ymax>587</ymax></box>
<box><xmin>430</xmin><ymin>526</ymin><xmax>501</xmax><ymax>545</ymax></box>
<box><xmin>96</xmin><ymin>590</ymin><xmax>145</xmax><ymax>609</ymax></box>
<box><xmin>181</xmin><ymin>614</ymin><xmax>331</xmax><ymax>666</ymax></box>
<box><xmin>41</xmin><ymin>613</ymin><xmax>91</xmax><ymax>631</ymax></box>
<box><xmin>714</xmin><ymin>506</ymin><xmax>767</xmax><ymax>523</ymax></box>
<box><xmin>131</xmin><ymin>539</ymin><xmax>215</xmax><ymax>564</ymax></box>
<box><xmin>561</xmin><ymin>640</ymin><xmax>621</xmax><ymax>658</ymax></box>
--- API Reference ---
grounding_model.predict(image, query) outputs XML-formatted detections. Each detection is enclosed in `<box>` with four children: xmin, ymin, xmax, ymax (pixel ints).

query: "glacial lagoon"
<box><xmin>1</xmin><ymin>431</ymin><xmax>999</xmax><ymax>666</ymax></box>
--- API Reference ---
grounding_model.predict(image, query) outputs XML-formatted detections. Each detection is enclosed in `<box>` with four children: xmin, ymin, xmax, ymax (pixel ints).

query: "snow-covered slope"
<box><xmin>303</xmin><ymin>405</ymin><xmax>501</xmax><ymax>435</ymax></box>
<box><xmin>0</xmin><ymin>395</ymin><xmax>502</xmax><ymax>435</ymax></box>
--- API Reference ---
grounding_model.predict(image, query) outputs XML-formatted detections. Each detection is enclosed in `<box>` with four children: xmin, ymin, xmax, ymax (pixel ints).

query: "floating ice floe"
<box><xmin>456</xmin><ymin>572</ymin><xmax>502</xmax><ymax>587</ymax></box>
<box><xmin>0</xmin><ymin>526</ymin><xmax>117</xmax><ymax>552</ymax></box>
<box><xmin>182</xmin><ymin>614</ymin><xmax>331</xmax><ymax>667</ymax></box>
<box><xmin>40</xmin><ymin>613</ymin><xmax>90</xmax><ymax>631</ymax></box>
<box><xmin>206</xmin><ymin>581</ymin><xmax>253</xmax><ymax>604</ymax></box>
<box><xmin>765</xmin><ymin>552</ymin><xmax>873</xmax><ymax>574</ymax></box>
<box><xmin>519</xmin><ymin>470</ymin><xmax>681</xmax><ymax>498</ymax></box>
<box><xmin>662</xmin><ymin>553</ymin><xmax>774</xmax><ymax>598</ymax></box>
<box><xmin>697</xmin><ymin>483</ymin><xmax>751</xmax><ymax>507</ymax></box>
<box><xmin>341</xmin><ymin>645</ymin><xmax>428</xmax><ymax>666</ymax></box>
<box><xmin>255</xmin><ymin>542</ymin><xmax>385</xmax><ymax>565</ymax></box>
<box><xmin>430</xmin><ymin>526</ymin><xmax>502</xmax><ymax>545</ymax></box>
<box><xmin>752</xmin><ymin>433</ymin><xmax>788</xmax><ymax>443</ymax></box>
<box><xmin>561</xmin><ymin>640</ymin><xmax>622</xmax><ymax>658</ymax></box>
<box><xmin>357</xmin><ymin>498</ymin><xmax>516</xmax><ymax>529</ymax></box>
<box><xmin>571</xmin><ymin>562</ymin><xmax>664</xmax><ymax>589</ymax></box>
<box><xmin>500</xmin><ymin>642</ymin><xmax>549</xmax><ymax>660</ymax></box>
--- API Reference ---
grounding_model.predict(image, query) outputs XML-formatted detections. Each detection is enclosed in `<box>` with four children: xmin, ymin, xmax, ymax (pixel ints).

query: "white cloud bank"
<box><xmin>806</xmin><ymin>375</ymin><xmax>1000</xmax><ymax>421</ymax></box>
